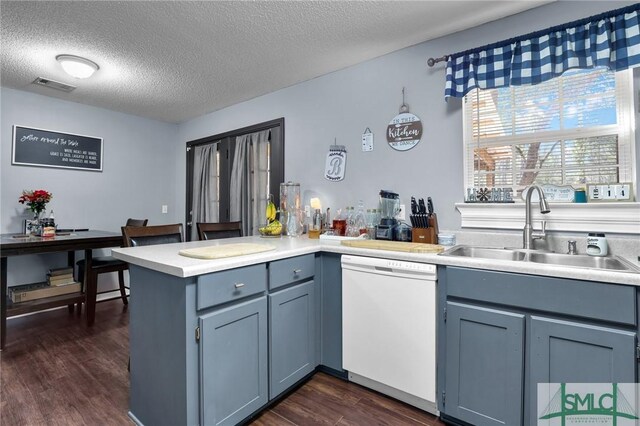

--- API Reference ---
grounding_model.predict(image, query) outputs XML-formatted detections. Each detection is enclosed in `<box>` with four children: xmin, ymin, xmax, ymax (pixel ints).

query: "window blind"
<box><xmin>463</xmin><ymin>67</ymin><xmax>634</xmax><ymax>193</ymax></box>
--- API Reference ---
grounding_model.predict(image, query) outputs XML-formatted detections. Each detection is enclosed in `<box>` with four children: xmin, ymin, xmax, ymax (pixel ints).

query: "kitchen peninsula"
<box><xmin>112</xmin><ymin>236</ymin><xmax>640</xmax><ymax>426</ymax></box>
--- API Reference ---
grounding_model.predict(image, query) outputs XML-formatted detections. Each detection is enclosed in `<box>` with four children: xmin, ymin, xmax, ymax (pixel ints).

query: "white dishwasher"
<box><xmin>342</xmin><ymin>255</ymin><xmax>437</xmax><ymax>414</ymax></box>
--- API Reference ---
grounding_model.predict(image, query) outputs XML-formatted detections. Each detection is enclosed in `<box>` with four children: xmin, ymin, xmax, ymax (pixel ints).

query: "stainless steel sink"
<box><xmin>440</xmin><ymin>245</ymin><xmax>640</xmax><ymax>273</ymax></box>
<box><xmin>527</xmin><ymin>252</ymin><xmax>640</xmax><ymax>271</ymax></box>
<box><xmin>440</xmin><ymin>245</ymin><xmax>526</xmax><ymax>261</ymax></box>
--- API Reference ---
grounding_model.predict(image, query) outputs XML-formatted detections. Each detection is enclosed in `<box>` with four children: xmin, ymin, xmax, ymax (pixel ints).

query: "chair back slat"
<box><xmin>122</xmin><ymin>224</ymin><xmax>184</xmax><ymax>248</ymax></box>
<box><xmin>126</xmin><ymin>218</ymin><xmax>149</xmax><ymax>227</ymax></box>
<box><xmin>196</xmin><ymin>222</ymin><xmax>242</xmax><ymax>241</ymax></box>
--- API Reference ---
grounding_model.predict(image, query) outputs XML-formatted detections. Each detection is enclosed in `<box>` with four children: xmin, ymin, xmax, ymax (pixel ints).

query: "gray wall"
<box><xmin>1</xmin><ymin>88</ymin><xmax>180</xmax><ymax>284</ymax></box>
<box><xmin>178</xmin><ymin>1</ymin><xmax>639</xmax><ymax>231</ymax></box>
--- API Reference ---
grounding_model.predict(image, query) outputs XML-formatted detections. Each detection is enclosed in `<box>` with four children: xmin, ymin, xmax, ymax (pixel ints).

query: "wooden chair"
<box><xmin>122</xmin><ymin>223</ymin><xmax>184</xmax><ymax>248</ymax></box>
<box><xmin>77</xmin><ymin>218</ymin><xmax>148</xmax><ymax>309</ymax></box>
<box><xmin>196</xmin><ymin>221</ymin><xmax>242</xmax><ymax>240</ymax></box>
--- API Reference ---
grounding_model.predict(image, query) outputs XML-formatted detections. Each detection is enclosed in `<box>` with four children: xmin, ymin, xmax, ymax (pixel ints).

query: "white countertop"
<box><xmin>111</xmin><ymin>235</ymin><xmax>640</xmax><ymax>286</ymax></box>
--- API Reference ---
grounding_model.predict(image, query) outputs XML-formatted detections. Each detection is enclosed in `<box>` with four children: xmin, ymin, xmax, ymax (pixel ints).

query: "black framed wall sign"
<box><xmin>12</xmin><ymin>125</ymin><xmax>103</xmax><ymax>171</ymax></box>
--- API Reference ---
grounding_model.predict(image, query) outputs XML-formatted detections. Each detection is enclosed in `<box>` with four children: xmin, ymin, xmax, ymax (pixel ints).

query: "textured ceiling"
<box><xmin>1</xmin><ymin>1</ymin><xmax>547</xmax><ymax>123</ymax></box>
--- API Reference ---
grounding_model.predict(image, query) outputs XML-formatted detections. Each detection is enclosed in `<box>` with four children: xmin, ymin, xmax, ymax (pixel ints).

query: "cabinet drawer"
<box><xmin>197</xmin><ymin>264</ymin><xmax>266</xmax><ymax>310</ymax></box>
<box><xmin>446</xmin><ymin>267</ymin><xmax>636</xmax><ymax>326</ymax></box>
<box><xmin>269</xmin><ymin>254</ymin><xmax>315</xmax><ymax>290</ymax></box>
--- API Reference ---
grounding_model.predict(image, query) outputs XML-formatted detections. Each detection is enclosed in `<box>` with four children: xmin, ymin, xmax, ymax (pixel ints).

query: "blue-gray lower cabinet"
<box><xmin>445</xmin><ymin>301</ymin><xmax>525</xmax><ymax>426</ymax></box>
<box><xmin>528</xmin><ymin>316</ymin><xmax>636</xmax><ymax>426</ymax></box>
<box><xmin>199</xmin><ymin>296</ymin><xmax>268</xmax><ymax>426</ymax></box>
<box><xmin>128</xmin><ymin>256</ymin><xmax>335</xmax><ymax>426</ymax></box>
<box><xmin>269</xmin><ymin>280</ymin><xmax>316</xmax><ymax>398</ymax></box>
<box><xmin>438</xmin><ymin>266</ymin><xmax>639</xmax><ymax>426</ymax></box>
<box><xmin>319</xmin><ymin>253</ymin><xmax>343</xmax><ymax>374</ymax></box>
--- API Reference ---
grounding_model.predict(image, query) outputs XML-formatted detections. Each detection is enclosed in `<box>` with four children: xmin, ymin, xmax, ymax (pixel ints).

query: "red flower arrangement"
<box><xmin>18</xmin><ymin>189</ymin><xmax>53</xmax><ymax>216</ymax></box>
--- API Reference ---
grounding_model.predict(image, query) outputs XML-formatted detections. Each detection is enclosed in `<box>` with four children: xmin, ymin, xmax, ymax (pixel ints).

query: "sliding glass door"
<box><xmin>185</xmin><ymin>118</ymin><xmax>284</xmax><ymax>240</ymax></box>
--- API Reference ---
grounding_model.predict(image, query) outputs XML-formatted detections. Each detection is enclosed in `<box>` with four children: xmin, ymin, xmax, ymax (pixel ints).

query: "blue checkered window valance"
<box><xmin>445</xmin><ymin>4</ymin><xmax>640</xmax><ymax>99</ymax></box>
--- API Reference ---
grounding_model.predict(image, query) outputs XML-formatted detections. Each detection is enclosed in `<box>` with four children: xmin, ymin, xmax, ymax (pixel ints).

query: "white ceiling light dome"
<box><xmin>56</xmin><ymin>54</ymin><xmax>99</xmax><ymax>79</ymax></box>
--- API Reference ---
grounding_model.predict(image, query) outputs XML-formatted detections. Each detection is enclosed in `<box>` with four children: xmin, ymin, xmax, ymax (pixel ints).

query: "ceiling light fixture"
<box><xmin>56</xmin><ymin>54</ymin><xmax>99</xmax><ymax>79</ymax></box>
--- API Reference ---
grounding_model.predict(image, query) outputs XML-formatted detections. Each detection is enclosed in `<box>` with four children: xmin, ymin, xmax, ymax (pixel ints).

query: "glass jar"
<box><xmin>332</xmin><ymin>208</ymin><xmax>347</xmax><ymax>236</ymax></box>
<box><xmin>346</xmin><ymin>207</ymin><xmax>359</xmax><ymax>237</ymax></box>
<box><xmin>354</xmin><ymin>201</ymin><xmax>367</xmax><ymax>236</ymax></box>
<box><xmin>308</xmin><ymin>209</ymin><xmax>323</xmax><ymax>239</ymax></box>
<box><xmin>280</xmin><ymin>182</ymin><xmax>303</xmax><ymax>237</ymax></box>
<box><xmin>39</xmin><ymin>217</ymin><xmax>56</xmax><ymax>237</ymax></box>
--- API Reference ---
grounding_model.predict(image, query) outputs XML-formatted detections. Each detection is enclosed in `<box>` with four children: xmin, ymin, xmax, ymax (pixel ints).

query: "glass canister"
<box><xmin>354</xmin><ymin>201</ymin><xmax>367</xmax><ymax>236</ymax></box>
<box><xmin>332</xmin><ymin>208</ymin><xmax>347</xmax><ymax>236</ymax></box>
<box><xmin>308</xmin><ymin>209</ymin><xmax>323</xmax><ymax>239</ymax></box>
<box><xmin>40</xmin><ymin>217</ymin><xmax>56</xmax><ymax>237</ymax></box>
<box><xmin>280</xmin><ymin>182</ymin><xmax>303</xmax><ymax>237</ymax></box>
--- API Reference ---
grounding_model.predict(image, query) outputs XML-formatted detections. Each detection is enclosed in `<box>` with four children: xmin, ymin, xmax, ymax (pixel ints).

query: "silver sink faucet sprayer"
<box><xmin>523</xmin><ymin>185</ymin><xmax>550</xmax><ymax>249</ymax></box>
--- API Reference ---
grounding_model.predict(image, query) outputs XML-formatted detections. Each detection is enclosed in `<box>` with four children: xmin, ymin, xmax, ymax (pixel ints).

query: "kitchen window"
<box><xmin>463</xmin><ymin>67</ymin><xmax>635</xmax><ymax>194</ymax></box>
<box><xmin>458</xmin><ymin>68</ymin><xmax>639</xmax><ymax>234</ymax></box>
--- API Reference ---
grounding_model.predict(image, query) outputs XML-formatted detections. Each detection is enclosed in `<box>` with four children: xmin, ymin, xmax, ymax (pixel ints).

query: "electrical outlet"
<box><xmin>162</xmin><ymin>205</ymin><xmax>168</xmax><ymax>214</ymax></box>
<box><xmin>396</xmin><ymin>204</ymin><xmax>406</xmax><ymax>221</ymax></box>
<box><xmin>304</xmin><ymin>205</ymin><xmax>311</xmax><ymax>218</ymax></box>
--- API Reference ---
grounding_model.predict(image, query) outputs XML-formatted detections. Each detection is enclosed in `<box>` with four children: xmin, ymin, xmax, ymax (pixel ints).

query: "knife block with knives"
<box><xmin>410</xmin><ymin>196</ymin><xmax>439</xmax><ymax>244</ymax></box>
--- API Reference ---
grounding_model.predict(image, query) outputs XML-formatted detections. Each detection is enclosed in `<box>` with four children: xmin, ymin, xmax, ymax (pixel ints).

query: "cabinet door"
<box><xmin>269</xmin><ymin>280</ymin><xmax>316</xmax><ymax>398</ymax></box>
<box><xmin>529</xmin><ymin>316</ymin><xmax>636</xmax><ymax>426</ymax></box>
<box><xmin>445</xmin><ymin>301</ymin><xmax>525</xmax><ymax>426</ymax></box>
<box><xmin>199</xmin><ymin>296</ymin><xmax>268</xmax><ymax>426</ymax></box>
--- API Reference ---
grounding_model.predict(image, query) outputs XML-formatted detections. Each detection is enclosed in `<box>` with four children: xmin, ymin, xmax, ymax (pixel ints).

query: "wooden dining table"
<box><xmin>0</xmin><ymin>230</ymin><xmax>123</xmax><ymax>349</ymax></box>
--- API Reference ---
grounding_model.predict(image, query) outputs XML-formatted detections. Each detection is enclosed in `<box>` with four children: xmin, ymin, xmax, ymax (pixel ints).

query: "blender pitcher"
<box><xmin>376</xmin><ymin>190</ymin><xmax>400</xmax><ymax>240</ymax></box>
<box><xmin>379</xmin><ymin>190</ymin><xmax>400</xmax><ymax>225</ymax></box>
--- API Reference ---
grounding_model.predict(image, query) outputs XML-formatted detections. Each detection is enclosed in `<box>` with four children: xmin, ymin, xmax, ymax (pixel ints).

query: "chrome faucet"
<box><xmin>523</xmin><ymin>185</ymin><xmax>550</xmax><ymax>249</ymax></box>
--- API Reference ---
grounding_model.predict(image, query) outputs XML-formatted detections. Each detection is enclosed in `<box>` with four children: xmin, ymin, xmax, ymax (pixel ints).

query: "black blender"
<box><xmin>375</xmin><ymin>190</ymin><xmax>400</xmax><ymax>240</ymax></box>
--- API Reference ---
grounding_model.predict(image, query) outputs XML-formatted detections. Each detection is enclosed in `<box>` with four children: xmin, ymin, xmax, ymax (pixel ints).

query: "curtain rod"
<box><xmin>425</xmin><ymin>2</ymin><xmax>640</xmax><ymax>68</ymax></box>
<box><xmin>426</xmin><ymin>55</ymin><xmax>449</xmax><ymax>67</ymax></box>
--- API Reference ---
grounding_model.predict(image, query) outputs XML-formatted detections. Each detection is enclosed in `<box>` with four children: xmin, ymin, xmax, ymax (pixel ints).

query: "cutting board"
<box><xmin>179</xmin><ymin>243</ymin><xmax>276</xmax><ymax>259</ymax></box>
<box><xmin>340</xmin><ymin>239</ymin><xmax>445</xmax><ymax>254</ymax></box>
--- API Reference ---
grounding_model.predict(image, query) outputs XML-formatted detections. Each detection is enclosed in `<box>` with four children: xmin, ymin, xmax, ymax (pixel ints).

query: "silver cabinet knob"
<box><xmin>293</xmin><ymin>269</ymin><xmax>302</xmax><ymax>274</ymax></box>
<box><xmin>234</xmin><ymin>283</ymin><xmax>245</xmax><ymax>289</ymax></box>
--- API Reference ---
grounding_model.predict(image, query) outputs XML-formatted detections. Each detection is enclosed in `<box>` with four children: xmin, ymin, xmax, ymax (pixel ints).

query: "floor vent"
<box><xmin>32</xmin><ymin>77</ymin><xmax>76</xmax><ymax>92</ymax></box>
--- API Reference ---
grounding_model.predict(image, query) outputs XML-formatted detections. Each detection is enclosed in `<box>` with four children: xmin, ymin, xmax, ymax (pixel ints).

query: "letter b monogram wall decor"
<box><xmin>325</xmin><ymin>143</ymin><xmax>347</xmax><ymax>181</ymax></box>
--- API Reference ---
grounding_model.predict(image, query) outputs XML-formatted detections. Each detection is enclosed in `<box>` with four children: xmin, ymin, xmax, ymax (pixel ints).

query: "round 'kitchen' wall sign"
<box><xmin>386</xmin><ymin>113</ymin><xmax>423</xmax><ymax>151</ymax></box>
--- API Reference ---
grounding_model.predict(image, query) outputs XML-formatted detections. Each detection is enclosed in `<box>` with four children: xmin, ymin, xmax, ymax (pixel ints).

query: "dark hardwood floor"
<box><xmin>1</xmin><ymin>301</ymin><xmax>130</xmax><ymax>425</ymax></box>
<box><xmin>251</xmin><ymin>372</ymin><xmax>445</xmax><ymax>426</ymax></box>
<box><xmin>1</xmin><ymin>300</ymin><xmax>445</xmax><ymax>426</ymax></box>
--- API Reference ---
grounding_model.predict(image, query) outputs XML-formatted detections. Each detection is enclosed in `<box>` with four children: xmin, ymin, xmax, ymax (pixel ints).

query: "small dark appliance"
<box><xmin>376</xmin><ymin>190</ymin><xmax>400</xmax><ymax>240</ymax></box>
